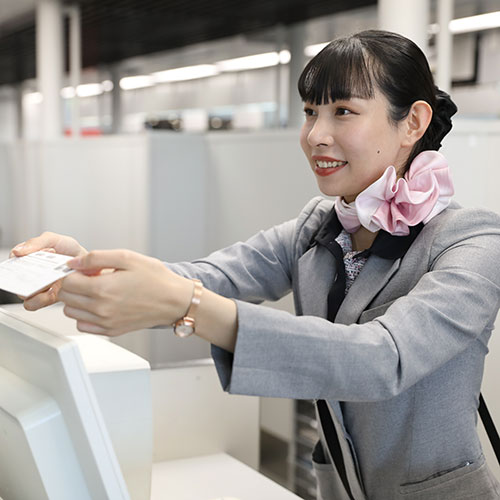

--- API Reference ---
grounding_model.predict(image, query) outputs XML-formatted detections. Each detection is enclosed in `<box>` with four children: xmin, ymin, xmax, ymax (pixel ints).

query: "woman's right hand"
<box><xmin>10</xmin><ymin>232</ymin><xmax>87</xmax><ymax>311</ymax></box>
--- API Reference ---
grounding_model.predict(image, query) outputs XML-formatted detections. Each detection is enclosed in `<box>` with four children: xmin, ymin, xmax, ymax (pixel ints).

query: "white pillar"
<box><xmin>66</xmin><ymin>5</ymin><xmax>82</xmax><ymax>137</ymax></box>
<box><xmin>378</xmin><ymin>0</ymin><xmax>430</xmax><ymax>55</ymax></box>
<box><xmin>287</xmin><ymin>22</ymin><xmax>307</xmax><ymax>129</ymax></box>
<box><xmin>436</xmin><ymin>0</ymin><xmax>454</xmax><ymax>92</ymax></box>
<box><xmin>36</xmin><ymin>0</ymin><xmax>64</xmax><ymax>140</ymax></box>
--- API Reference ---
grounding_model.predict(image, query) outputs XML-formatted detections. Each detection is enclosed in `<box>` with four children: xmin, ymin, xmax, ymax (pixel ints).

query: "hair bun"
<box><xmin>432</xmin><ymin>87</ymin><xmax>458</xmax><ymax>149</ymax></box>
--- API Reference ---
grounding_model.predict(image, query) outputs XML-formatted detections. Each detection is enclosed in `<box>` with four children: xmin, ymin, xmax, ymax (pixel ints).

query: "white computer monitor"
<box><xmin>0</xmin><ymin>307</ymin><xmax>132</xmax><ymax>500</ymax></box>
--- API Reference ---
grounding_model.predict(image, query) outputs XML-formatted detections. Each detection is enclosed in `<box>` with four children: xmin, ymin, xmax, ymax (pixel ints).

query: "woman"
<box><xmin>13</xmin><ymin>31</ymin><xmax>500</xmax><ymax>499</ymax></box>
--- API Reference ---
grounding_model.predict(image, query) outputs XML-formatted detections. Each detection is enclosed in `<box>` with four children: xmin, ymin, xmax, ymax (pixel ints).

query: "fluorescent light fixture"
<box><xmin>61</xmin><ymin>86</ymin><xmax>76</xmax><ymax>99</ymax></box>
<box><xmin>101</xmin><ymin>80</ymin><xmax>114</xmax><ymax>92</ymax></box>
<box><xmin>61</xmin><ymin>83</ymin><xmax>107</xmax><ymax>98</ymax></box>
<box><xmin>119</xmin><ymin>75</ymin><xmax>155</xmax><ymax>90</ymax></box>
<box><xmin>23</xmin><ymin>92</ymin><xmax>43</xmax><ymax>104</ymax></box>
<box><xmin>449</xmin><ymin>11</ymin><xmax>500</xmax><ymax>34</ymax></box>
<box><xmin>76</xmin><ymin>83</ymin><xmax>103</xmax><ymax>97</ymax></box>
<box><xmin>305</xmin><ymin>42</ymin><xmax>329</xmax><ymax>57</ymax></box>
<box><xmin>216</xmin><ymin>50</ymin><xmax>290</xmax><ymax>72</ymax></box>
<box><xmin>153</xmin><ymin>64</ymin><xmax>218</xmax><ymax>83</ymax></box>
<box><xmin>279</xmin><ymin>50</ymin><xmax>291</xmax><ymax>64</ymax></box>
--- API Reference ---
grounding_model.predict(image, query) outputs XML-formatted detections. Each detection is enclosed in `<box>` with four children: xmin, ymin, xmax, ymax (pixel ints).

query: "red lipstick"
<box><xmin>312</xmin><ymin>156</ymin><xmax>348</xmax><ymax>177</ymax></box>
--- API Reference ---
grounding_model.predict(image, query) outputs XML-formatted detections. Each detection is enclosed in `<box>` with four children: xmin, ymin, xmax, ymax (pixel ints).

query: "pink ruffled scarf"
<box><xmin>335</xmin><ymin>151</ymin><xmax>454</xmax><ymax>236</ymax></box>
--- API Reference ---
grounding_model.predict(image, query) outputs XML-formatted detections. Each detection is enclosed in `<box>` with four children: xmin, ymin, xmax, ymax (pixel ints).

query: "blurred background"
<box><xmin>1</xmin><ymin>0</ymin><xmax>499</xmax><ymax>139</ymax></box>
<box><xmin>0</xmin><ymin>1</ymin><xmax>499</xmax><ymax>498</ymax></box>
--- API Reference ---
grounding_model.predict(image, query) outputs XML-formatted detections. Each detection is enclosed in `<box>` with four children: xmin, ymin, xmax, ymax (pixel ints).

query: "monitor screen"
<box><xmin>0</xmin><ymin>308</ymin><xmax>131</xmax><ymax>500</ymax></box>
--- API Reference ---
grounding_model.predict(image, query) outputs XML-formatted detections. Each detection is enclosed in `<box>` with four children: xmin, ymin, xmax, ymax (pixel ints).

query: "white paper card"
<box><xmin>0</xmin><ymin>251</ymin><xmax>76</xmax><ymax>298</ymax></box>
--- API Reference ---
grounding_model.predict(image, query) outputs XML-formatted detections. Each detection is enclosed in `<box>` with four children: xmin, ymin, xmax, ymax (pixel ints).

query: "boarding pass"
<box><xmin>0</xmin><ymin>251</ymin><xmax>76</xmax><ymax>298</ymax></box>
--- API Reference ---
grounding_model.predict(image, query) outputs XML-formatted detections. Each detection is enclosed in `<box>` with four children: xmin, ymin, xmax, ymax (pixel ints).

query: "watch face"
<box><xmin>175</xmin><ymin>324</ymin><xmax>194</xmax><ymax>338</ymax></box>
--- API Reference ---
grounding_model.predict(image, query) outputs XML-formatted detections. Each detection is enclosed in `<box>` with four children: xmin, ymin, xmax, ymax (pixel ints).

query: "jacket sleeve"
<box><xmin>165</xmin><ymin>197</ymin><xmax>328</xmax><ymax>388</ymax></box>
<box><xmin>215</xmin><ymin>208</ymin><xmax>500</xmax><ymax>401</ymax></box>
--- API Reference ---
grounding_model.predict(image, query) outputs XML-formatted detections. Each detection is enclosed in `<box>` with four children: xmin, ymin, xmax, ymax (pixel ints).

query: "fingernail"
<box><xmin>67</xmin><ymin>257</ymin><xmax>82</xmax><ymax>268</ymax></box>
<box><xmin>13</xmin><ymin>242</ymin><xmax>26</xmax><ymax>251</ymax></box>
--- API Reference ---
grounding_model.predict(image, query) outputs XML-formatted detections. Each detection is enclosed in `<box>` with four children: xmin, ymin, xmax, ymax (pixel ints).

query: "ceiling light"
<box><xmin>279</xmin><ymin>50</ymin><xmax>291</xmax><ymax>64</ymax></box>
<box><xmin>61</xmin><ymin>83</ymin><xmax>106</xmax><ymax>98</ymax></box>
<box><xmin>23</xmin><ymin>92</ymin><xmax>43</xmax><ymax>105</ymax></box>
<box><xmin>216</xmin><ymin>51</ymin><xmax>285</xmax><ymax>72</ymax></box>
<box><xmin>76</xmin><ymin>83</ymin><xmax>103</xmax><ymax>97</ymax></box>
<box><xmin>101</xmin><ymin>80</ymin><xmax>114</xmax><ymax>92</ymax></box>
<box><xmin>449</xmin><ymin>11</ymin><xmax>500</xmax><ymax>34</ymax></box>
<box><xmin>153</xmin><ymin>64</ymin><xmax>218</xmax><ymax>83</ymax></box>
<box><xmin>304</xmin><ymin>42</ymin><xmax>329</xmax><ymax>57</ymax></box>
<box><xmin>119</xmin><ymin>75</ymin><xmax>155</xmax><ymax>90</ymax></box>
<box><xmin>61</xmin><ymin>86</ymin><xmax>76</xmax><ymax>99</ymax></box>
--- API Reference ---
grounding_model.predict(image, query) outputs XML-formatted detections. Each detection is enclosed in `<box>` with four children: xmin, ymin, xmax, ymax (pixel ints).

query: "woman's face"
<box><xmin>300</xmin><ymin>90</ymin><xmax>409</xmax><ymax>203</ymax></box>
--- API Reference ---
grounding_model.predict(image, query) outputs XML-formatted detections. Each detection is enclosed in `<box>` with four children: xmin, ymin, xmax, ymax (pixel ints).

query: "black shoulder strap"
<box><xmin>479</xmin><ymin>393</ymin><xmax>500</xmax><ymax>465</ymax></box>
<box><xmin>316</xmin><ymin>399</ymin><xmax>356</xmax><ymax>500</ymax></box>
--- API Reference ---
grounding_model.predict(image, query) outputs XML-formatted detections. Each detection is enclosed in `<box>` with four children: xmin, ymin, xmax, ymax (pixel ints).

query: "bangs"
<box><xmin>298</xmin><ymin>37</ymin><xmax>375</xmax><ymax>105</ymax></box>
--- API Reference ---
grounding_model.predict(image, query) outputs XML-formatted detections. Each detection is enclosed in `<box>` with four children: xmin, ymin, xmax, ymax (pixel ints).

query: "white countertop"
<box><xmin>0</xmin><ymin>303</ymin><xmax>149</xmax><ymax>373</ymax></box>
<box><xmin>151</xmin><ymin>453</ymin><xmax>301</xmax><ymax>500</ymax></box>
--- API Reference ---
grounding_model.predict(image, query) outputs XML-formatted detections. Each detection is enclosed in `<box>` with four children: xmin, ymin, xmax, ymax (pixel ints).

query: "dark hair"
<box><xmin>298</xmin><ymin>30</ymin><xmax>458</xmax><ymax>173</ymax></box>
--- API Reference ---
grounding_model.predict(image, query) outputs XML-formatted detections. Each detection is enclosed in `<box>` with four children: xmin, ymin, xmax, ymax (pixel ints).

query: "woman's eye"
<box><xmin>336</xmin><ymin>107</ymin><xmax>351</xmax><ymax>116</ymax></box>
<box><xmin>304</xmin><ymin>108</ymin><xmax>316</xmax><ymax>117</ymax></box>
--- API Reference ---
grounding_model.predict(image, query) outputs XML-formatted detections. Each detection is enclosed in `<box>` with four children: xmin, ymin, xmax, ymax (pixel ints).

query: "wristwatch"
<box><xmin>173</xmin><ymin>279</ymin><xmax>203</xmax><ymax>338</ymax></box>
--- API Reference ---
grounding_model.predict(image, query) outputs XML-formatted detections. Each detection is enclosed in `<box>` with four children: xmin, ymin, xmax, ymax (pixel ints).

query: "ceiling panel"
<box><xmin>0</xmin><ymin>0</ymin><xmax>375</xmax><ymax>86</ymax></box>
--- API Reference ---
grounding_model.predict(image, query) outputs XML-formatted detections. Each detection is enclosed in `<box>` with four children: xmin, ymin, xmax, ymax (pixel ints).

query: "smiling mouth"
<box><xmin>315</xmin><ymin>160</ymin><xmax>348</xmax><ymax>169</ymax></box>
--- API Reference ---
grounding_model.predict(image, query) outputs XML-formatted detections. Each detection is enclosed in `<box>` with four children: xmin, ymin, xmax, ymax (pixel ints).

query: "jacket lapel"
<box><xmin>296</xmin><ymin>244</ymin><xmax>401</xmax><ymax>325</ymax></box>
<box><xmin>334</xmin><ymin>255</ymin><xmax>401</xmax><ymax>325</ymax></box>
<box><xmin>296</xmin><ymin>245</ymin><xmax>338</xmax><ymax>318</ymax></box>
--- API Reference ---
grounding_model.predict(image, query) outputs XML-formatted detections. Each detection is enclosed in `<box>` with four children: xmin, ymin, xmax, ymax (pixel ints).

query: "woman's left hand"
<box><xmin>60</xmin><ymin>250</ymin><xmax>193</xmax><ymax>336</ymax></box>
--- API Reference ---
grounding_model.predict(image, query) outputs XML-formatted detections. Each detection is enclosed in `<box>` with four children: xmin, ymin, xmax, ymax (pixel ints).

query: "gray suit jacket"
<box><xmin>169</xmin><ymin>197</ymin><xmax>500</xmax><ymax>500</ymax></box>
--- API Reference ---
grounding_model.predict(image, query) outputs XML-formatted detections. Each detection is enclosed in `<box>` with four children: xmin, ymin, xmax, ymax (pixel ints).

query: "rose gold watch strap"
<box><xmin>184</xmin><ymin>279</ymin><xmax>203</xmax><ymax>324</ymax></box>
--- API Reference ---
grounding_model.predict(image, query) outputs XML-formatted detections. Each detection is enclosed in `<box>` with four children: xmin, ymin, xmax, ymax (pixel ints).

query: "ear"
<box><xmin>401</xmin><ymin>100</ymin><xmax>433</xmax><ymax>147</ymax></box>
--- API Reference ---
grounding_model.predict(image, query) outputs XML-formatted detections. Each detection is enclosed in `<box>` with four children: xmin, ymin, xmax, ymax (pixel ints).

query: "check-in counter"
<box><xmin>0</xmin><ymin>303</ymin><xmax>283</xmax><ymax>499</ymax></box>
